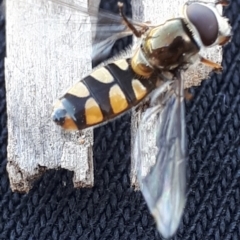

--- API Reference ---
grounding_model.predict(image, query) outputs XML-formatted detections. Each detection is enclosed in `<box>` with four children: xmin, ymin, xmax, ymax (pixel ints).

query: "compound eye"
<box><xmin>186</xmin><ymin>3</ymin><xmax>218</xmax><ymax>46</ymax></box>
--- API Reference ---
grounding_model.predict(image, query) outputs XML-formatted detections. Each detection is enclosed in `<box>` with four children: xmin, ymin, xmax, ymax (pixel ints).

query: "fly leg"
<box><xmin>188</xmin><ymin>1</ymin><xmax>229</xmax><ymax>6</ymax></box>
<box><xmin>215</xmin><ymin>0</ymin><xmax>229</xmax><ymax>6</ymax></box>
<box><xmin>200</xmin><ymin>56</ymin><xmax>223</xmax><ymax>72</ymax></box>
<box><xmin>118</xmin><ymin>2</ymin><xmax>149</xmax><ymax>38</ymax></box>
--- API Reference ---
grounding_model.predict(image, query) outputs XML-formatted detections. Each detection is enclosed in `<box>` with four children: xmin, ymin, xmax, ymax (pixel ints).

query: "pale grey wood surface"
<box><xmin>5</xmin><ymin>0</ymin><xmax>223</xmax><ymax>192</ymax></box>
<box><xmin>5</xmin><ymin>0</ymin><xmax>100</xmax><ymax>192</ymax></box>
<box><xmin>130</xmin><ymin>0</ymin><xmax>223</xmax><ymax>187</ymax></box>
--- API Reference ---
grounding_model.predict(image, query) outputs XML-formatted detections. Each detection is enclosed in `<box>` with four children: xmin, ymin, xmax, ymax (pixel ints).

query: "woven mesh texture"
<box><xmin>1</xmin><ymin>0</ymin><xmax>240</xmax><ymax>239</ymax></box>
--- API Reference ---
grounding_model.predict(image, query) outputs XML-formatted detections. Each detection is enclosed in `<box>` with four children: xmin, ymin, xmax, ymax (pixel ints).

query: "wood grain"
<box><xmin>5</xmin><ymin>0</ymin><xmax>100</xmax><ymax>192</ymax></box>
<box><xmin>5</xmin><ymin>0</ymin><xmax>223</xmax><ymax>192</ymax></box>
<box><xmin>130</xmin><ymin>0</ymin><xmax>223</xmax><ymax>188</ymax></box>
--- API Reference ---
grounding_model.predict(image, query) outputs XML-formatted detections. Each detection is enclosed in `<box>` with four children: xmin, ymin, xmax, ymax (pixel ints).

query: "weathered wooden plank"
<box><xmin>5</xmin><ymin>0</ymin><xmax>100</xmax><ymax>192</ymax></box>
<box><xmin>130</xmin><ymin>0</ymin><xmax>223</xmax><ymax>187</ymax></box>
<box><xmin>5</xmin><ymin>0</ymin><xmax>223</xmax><ymax>193</ymax></box>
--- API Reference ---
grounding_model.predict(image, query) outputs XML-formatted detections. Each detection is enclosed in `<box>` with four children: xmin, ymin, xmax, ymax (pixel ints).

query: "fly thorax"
<box><xmin>141</xmin><ymin>20</ymin><xmax>200</xmax><ymax>71</ymax></box>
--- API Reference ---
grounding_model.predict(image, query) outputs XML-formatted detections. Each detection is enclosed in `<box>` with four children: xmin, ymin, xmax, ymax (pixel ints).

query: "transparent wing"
<box><xmin>134</xmin><ymin>71</ymin><xmax>187</xmax><ymax>239</ymax></box>
<box><xmin>48</xmin><ymin>0</ymin><xmax>147</xmax><ymax>62</ymax></box>
<box><xmin>50</xmin><ymin>0</ymin><xmax>130</xmax><ymax>25</ymax></box>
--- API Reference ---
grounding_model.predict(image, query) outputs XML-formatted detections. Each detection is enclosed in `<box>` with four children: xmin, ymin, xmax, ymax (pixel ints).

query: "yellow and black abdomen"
<box><xmin>52</xmin><ymin>59</ymin><xmax>157</xmax><ymax>130</ymax></box>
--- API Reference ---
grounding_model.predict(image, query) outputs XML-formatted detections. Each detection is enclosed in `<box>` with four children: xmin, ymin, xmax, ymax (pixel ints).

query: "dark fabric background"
<box><xmin>1</xmin><ymin>0</ymin><xmax>240</xmax><ymax>239</ymax></box>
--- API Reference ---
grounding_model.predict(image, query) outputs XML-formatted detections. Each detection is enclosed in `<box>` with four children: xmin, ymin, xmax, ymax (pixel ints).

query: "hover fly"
<box><xmin>51</xmin><ymin>0</ymin><xmax>231</xmax><ymax>238</ymax></box>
